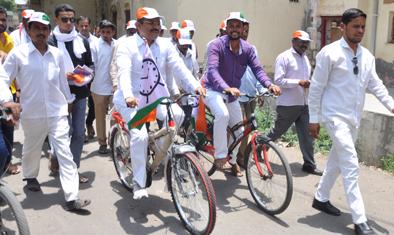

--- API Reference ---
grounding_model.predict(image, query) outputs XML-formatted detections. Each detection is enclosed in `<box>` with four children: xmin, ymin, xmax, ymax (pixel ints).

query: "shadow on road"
<box><xmin>212</xmin><ymin>173</ymin><xmax>290</xmax><ymax>228</ymax></box>
<box><xmin>110</xmin><ymin>180</ymin><xmax>188</xmax><ymax>235</ymax></box>
<box><xmin>298</xmin><ymin>212</ymin><xmax>353</xmax><ymax>234</ymax></box>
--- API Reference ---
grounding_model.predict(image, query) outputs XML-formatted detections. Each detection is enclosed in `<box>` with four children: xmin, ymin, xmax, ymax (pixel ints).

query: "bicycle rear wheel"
<box><xmin>0</xmin><ymin>184</ymin><xmax>30</xmax><ymax>235</ymax></box>
<box><xmin>110</xmin><ymin>127</ymin><xmax>134</xmax><ymax>192</ymax></box>
<box><xmin>245</xmin><ymin>137</ymin><xmax>293</xmax><ymax>215</ymax></box>
<box><xmin>167</xmin><ymin>152</ymin><xmax>216</xmax><ymax>235</ymax></box>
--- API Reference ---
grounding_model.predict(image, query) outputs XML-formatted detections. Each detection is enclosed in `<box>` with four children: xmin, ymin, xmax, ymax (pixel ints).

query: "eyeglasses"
<box><xmin>352</xmin><ymin>56</ymin><xmax>358</xmax><ymax>75</ymax></box>
<box><xmin>60</xmin><ymin>17</ymin><xmax>76</xmax><ymax>23</ymax></box>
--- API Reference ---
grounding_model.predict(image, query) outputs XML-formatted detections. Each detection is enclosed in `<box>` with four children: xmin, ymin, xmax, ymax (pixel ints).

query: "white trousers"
<box><xmin>21</xmin><ymin>116</ymin><xmax>79</xmax><ymax>202</ymax></box>
<box><xmin>204</xmin><ymin>89</ymin><xmax>243</xmax><ymax>161</ymax></box>
<box><xmin>315</xmin><ymin>118</ymin><xmax>367</xmax><ymax>224</ymax></box>
<box><xmin>114</xmin><ymin>100</ymin><xmax>184</xmax><ymax>188</ymax></box>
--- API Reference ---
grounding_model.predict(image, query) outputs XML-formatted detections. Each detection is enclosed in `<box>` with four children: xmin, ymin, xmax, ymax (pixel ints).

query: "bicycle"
<box><xmin>184</xmin><ymin>92</ymin><xmax>293</xmax><ymax>215</ymax></box>
<box><xmin>0</xmin><ymin>107</ymin><xmax>30</xmax><ymax>235</ymax></box>
<box><xmin>109</xmin><ymin>95</ymin><xmax>216</xmax><ymax>235</ymax></box>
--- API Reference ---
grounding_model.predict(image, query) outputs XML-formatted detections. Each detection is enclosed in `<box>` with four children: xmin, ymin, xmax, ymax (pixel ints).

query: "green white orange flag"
<box><xmin>128</xmin><ymin>39</ymin><xmax>170</xmax><ymax>129</ymax></box>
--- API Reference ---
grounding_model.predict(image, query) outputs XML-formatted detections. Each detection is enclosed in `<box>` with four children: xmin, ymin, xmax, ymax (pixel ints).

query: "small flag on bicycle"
<box><xmin>128</xmin><ymin>39</ymin><xmax>170</xmax><ymax>130</ymax></box>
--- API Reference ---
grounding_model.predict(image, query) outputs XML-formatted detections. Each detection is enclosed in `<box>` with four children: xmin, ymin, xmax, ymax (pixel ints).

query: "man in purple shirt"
<box><xmin>204</xmin><ymin>12</ymin><xmax>280</xmax><ymax>170</ymax></box>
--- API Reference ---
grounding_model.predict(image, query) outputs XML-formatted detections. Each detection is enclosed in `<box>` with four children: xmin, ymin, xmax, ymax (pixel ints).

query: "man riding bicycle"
<box><xmin>204</xmin><ymin>12</ymin><xmax>280</xmax><ymax>171</ymax></box>
<box><xmin>113</xmin><ymin>7</ymin><xmax>205</xmax><ymax>200</ymax></box>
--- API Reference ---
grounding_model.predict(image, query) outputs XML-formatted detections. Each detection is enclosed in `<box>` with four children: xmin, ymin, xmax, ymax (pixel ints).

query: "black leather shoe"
<box><xmin>302</xmin><ymin>166</ymin><xmax>323</xmax><ymax>176</ymax></box>
<box><xmin>312</xmin><ymin>198</ymin><xmax>341</xmax><ymax>216</ymax></box>
<box><xmin>23</xmin><ymin>178</ymin><xmax>41</xmax><ymax>192</ymax></box>
<box><xmin>355</xmin><ymin>222</ymin><xmax>376</xmax><ymax>235</ymax></box>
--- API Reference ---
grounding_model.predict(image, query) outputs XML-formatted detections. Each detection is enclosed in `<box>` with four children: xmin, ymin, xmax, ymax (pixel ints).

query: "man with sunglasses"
<box><xmin>309</xmin><ymin>8</ymin><xmax>394</xmax><ymax>235</ymax></box>
<box><xmin>48</xmin><ymin>4</ymin><xmax>94</xmax><ymax>184</ymax></box>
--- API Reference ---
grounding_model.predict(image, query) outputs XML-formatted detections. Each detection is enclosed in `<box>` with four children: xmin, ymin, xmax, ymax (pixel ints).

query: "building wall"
<box><xmin>131</xmin><ymin>0</ymin><xmax>308</xmax><ymax>73</ymax></box>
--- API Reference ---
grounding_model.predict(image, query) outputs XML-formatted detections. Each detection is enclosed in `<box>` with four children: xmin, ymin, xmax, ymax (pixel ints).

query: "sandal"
<box><xmin>7</xmin><ymin>163</ymin><xmax>20</xmax><ymax>175</ymax></box>
<box><xmin>214</xmin><ymin>158</ymin><xmax>232</xmax><ymax>170</ymax></box>
<box><xmin>231</xmin><ymin>163</ymin><xmax>243</xmax><ymax>177</ymax></box>
<box><xmin>79</xmin><ymin>174</ymin><xmax>89</xmax><ymax>183</ymax></box>
<box><xmin>66</xmin><ymin>198</ymin><xmax>91</xmax><ymax>211</ymax></box>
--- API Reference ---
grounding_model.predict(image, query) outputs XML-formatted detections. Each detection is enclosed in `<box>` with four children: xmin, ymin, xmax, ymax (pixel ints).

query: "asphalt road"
<box><xmin>2</xmin><ymin>126</ymin><xmax>394</xmax><ymax>235</ymax></box>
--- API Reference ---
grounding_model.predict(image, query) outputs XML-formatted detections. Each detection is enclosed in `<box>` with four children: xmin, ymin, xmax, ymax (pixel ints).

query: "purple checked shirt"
<box><xmin>204</xmin><ymin>35</ymin><xmax>272</xmax><ymax>102</ymax></box>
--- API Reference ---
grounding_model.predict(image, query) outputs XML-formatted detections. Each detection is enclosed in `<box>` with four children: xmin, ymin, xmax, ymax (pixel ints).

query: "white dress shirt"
<box><xmin>2</xmin><ymin>42</ymin><xmax>75</xmax><ymax>119</ymax></box>
<box><xmin>90</xmin><ymin>37</ymin><xmax>116</xmax><ymax>95</ymax></box>
<box><xmin>309</xmin><ymin>37</ymin><xmax>394</xmax><ymax>127</ymax></box>
<box><xmin>176</xmin><ymin>46</ymin><xmax>199</xmax><ymax>78</ymax></box>
<box><xmin>113</xmin><ymin>34</ymin><xmax>200</xmax><ymax>104</ymax></box>
<box><xmin>0</xmin><ymin>64</ymin><xmax>12</xmax><ymax>104</ymax></box>
<box><xmin>10</xmin><ymin>26</ymin><xmax>31</xmax><ymax>47</ymax></box>
<box><xmin>275</xmin><ymin>47</ymin><xmax>311</xmax><ymax>106</ymax></box>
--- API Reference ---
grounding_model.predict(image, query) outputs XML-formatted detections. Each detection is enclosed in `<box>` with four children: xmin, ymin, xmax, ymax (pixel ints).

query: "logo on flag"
<box><xmin>128</xmin><ymin>40</ymin><xmax>170</xmax><ymax>129</ymax></box>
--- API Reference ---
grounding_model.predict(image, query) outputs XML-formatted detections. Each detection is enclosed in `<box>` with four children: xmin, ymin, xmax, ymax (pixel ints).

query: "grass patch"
<box><xmin>381</xmin><ymin>154</ymin><xmax>394</xmax><ymax>173</ymax></box>
<box><xmin>255</xmin><ymin>106</ymin><xmax>332</xmax><ymax>153</ymax></box>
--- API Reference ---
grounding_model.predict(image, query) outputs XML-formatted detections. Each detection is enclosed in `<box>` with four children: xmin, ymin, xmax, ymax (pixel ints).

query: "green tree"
<box><xmin>0</xmin><ymin>0</ymin><xmax>16</xmax><ymax>11</ymax></box>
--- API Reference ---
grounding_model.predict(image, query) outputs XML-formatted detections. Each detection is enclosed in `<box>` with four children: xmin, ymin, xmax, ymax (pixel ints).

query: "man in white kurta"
<box><xmin>308</xmin><ymin>8</ymin><xmax>394</xmax><ymax>235</ymax></box>
<box><xmin>1</xmin><ymin>12</ymin><xmax>90</xmax><ymax>211</ymax></box>
<box><xmin>113</xmin><ymin>7</ymin><xmax>202</xmax><ymax>199</ymax></box>
<box><xmin>90</xmin><ymin>20</ymin><xmax>117</xmax><ymax>154</ymax></box>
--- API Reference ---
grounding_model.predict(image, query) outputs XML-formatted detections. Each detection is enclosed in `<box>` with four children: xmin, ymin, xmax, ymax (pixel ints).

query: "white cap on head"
<box><xmin>181</xmin><ymin>19</ymin><xmax>195</xmax><ymax>32</ymax></box>
<box><xmin>126</xmin><ymin>20</ymin><xmax>137</xmax><ymax>29</ymax></box>
<box><xmin>170</xmin><ymin>21</ymin><xmax>180</xmax><ymax>30</ymax></box>
<box><xmin>28</xmin><ymin>12</ymin><xmax>50</xmax><ymax>25</ymax></box>
<box><xmin>176</xmin><ymin>28</ymin><xmax>192</xmax><ymax>45</ymax></box>
<box><xmin>136</xmin><ymin>7</ymin><xmax>163</xmax><ymax>20</ymax></box>
<box><xmin>292</xmin><ymin>30</ymin><xmax>311</xmax><ymax>41</ymax></box>
<box><xmin>226</xmin><ymin>12</ymin><xmax>247</xmax><ymax>24</ymax></box>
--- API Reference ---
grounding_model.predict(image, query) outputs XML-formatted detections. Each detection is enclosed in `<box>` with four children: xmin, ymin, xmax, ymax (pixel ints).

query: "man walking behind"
<box><xmin>2</xmin><ymin>12</ymin><xmax>90</xmax><ymax>211</ymax></box>
<box><xmin>309</xmin><ymin>8</ymin><xmax>394</xmax><ymax>235</ymax></box>
<box><xmin>267</xmin><ymin>30</ymin><xmax>322</xmax><ymax>176</ymax></box>
<box><xmin>48</xmin><ymin>4</ymin><xmax>94</xmax><ymax>183</ymax></box>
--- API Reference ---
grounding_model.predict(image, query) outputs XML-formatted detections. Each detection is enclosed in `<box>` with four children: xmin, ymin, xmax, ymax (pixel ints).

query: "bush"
<box><xmin>381</xmin><ymin>154</ymin><xmax>394</xmax><ymax>173</ymax></box>
<box><xmin>255</xmin><ymin>107</ymin><xmax>332</xmax><ymax>153</ymax></box>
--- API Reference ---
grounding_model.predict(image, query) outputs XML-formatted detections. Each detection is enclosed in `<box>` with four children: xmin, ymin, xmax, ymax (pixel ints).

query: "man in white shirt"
<box><xmin>309</xmin><ymin>8</ymin><xmax>394</xmax><ymax>235</ymax></box>
<box><xmin>76</xmin><ymin>16</ymin><xmax>98</xmax><ymax>140</ymax></box>
<box><xmin>267</xmin><ymin>30</ymin><xmax>322</xmax><ymax>176</ymax></box>
<box><xmin>1</xmin><ymin>12</ymin><xmax>90</xmax><ymax>211</ymax></box>
<box><xmin>113</xmin><ymin>7</ymin><xmax>204</xmax><ymax>199</ymax></box>
<box><xmin>10</xmin><ymin>9</ymin><xmax>34</xmax><ymax>47</ymax></box>
<box><xmin>90</xmin><ymin>20</ymin><xmax>116</xmax><ymax>154</ymax></box>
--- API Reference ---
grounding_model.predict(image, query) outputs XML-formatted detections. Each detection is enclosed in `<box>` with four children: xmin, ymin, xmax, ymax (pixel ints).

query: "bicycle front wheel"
<box><xmin>110</xmin><ymin>127</ymin><xmax>133</xmax><ymax>192</ymax></box>
<box><xmin>245</xmin><ymin>137</ymin><xmax>293</xmax><ymax>215</ymax></box>
<box><xmin>167</xmin><ymin>152</ymin><xmax>216</xmax><ymax>235</ymax></box>
<box><xmin>0</xmin><ymin>184</ymin><xmax>30</xmax><ymax>235</ymax></box>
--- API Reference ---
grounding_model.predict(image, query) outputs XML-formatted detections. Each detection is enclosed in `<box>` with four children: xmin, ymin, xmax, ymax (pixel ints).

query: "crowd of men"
<box><xmin>0</xmin><ymin>4</ymin><xmax>393</xmax><ymax>235</ymax></box>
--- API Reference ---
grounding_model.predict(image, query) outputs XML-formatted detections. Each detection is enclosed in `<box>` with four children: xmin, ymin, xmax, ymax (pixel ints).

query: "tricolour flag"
<box><xmin>128</xmin><ymin>40</ymin><xmax>170</xmax><ymax>129</ymax></box>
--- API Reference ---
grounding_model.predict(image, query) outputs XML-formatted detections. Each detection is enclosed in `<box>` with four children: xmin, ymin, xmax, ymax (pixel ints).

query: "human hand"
<box><xmin>125</xmin><ymin>97</ymin><xmax>138</xmax><ymax>108</ymax></box>
<box><xmin>268</xmin><ymin>84</ymin><xmax>281</xmax><ymax>96</ymax></box>
<box><xmin>195</xmin><ymin>87</ymin><xmax>206</xmax><ymax>97</ymax></box>
<box><xmin>224</xmin><ymin>87</ymin><xmax>241</xmax><ymax>97</ymax></box>
<box><xmin>308</xmin><ymin>123</ymin><xmax>320</xmax><ymax>139</ymax></box>
<box><xmin>298</xmin><ymin>80</ymin><xmax>310</xmax><ymax>88</ymax></box>
<box><xmin>0</xmin><ymin>51</ymin><xmax>7</xmax><ymax>63</ymax></box>
<box><xmin>2</xmin><ymin>102</ymin><xmax>22</xmax><ymax>124</ymax></box>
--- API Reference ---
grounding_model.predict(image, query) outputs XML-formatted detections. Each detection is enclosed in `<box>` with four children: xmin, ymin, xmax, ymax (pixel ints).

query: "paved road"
<box><xmin>3</xmin><ymin>126</ymin><xmax>394</xmax><ymax>235</ymax></box>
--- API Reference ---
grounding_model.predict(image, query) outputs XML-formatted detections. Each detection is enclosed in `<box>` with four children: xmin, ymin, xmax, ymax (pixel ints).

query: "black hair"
<box><xmin>0</xmin><ymin>7</ymin><xmax>7</xmax><ymax>17</ymax></box>
<box><xmin>341</xmin><ymin>8</ymin><xmax>366</xmax><ymax>25</ymax></box>
<box><xmin>54</xmin><ymin>4</ymin><xmax>75</xmax><ymax>17</ymax></box>
<box><xmin>77</xmin><ymin>16</ymin><xmax>91</xmax><ymax>25</ymax></box>
<box><xmin>99</xmin><ymin>19</ymin><xmax>116</xmax><ymax>30</ymax></box>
